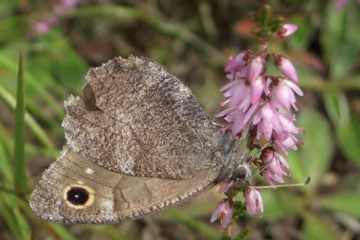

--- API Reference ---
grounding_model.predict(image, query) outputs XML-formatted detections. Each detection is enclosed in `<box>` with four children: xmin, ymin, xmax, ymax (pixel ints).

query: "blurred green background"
<box><xmin>1</xmin><ymin>0</ymin><xmax>360</xmax><ymax>239</ymax></box>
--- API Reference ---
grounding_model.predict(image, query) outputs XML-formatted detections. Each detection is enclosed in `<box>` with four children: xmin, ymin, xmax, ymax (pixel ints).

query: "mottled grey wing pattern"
<box><xmin>30</xmin><ymin>148</ymin><xmax>219</xmax><ymax>223</ymax></box>
<box><xmin>30</xmin><ymin>56</ymin><xmax>231</xmax><ymax>224</ymax></box>
<box><xmin>62</xmin><ymin>56</ymin><xmax>224</xmax><ymax>179</ymax></box>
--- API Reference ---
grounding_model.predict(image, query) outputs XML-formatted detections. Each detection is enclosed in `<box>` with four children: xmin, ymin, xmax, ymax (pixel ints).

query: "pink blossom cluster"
<box><xmin>33</xmin><ymin>0</ymin><xmax>80</xmax><ymax>34</ymax></box>
<box><xmin>211</xmin><ymin>23</ymin><xmax>302</xmax><ymax>230</ymax></box>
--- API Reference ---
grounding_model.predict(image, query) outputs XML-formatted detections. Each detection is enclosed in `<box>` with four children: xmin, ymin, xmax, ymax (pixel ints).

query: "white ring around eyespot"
<box><xmin>63</xmin><ymin>184</ymin><xmax>95</xmax><ymax>209</ymax></box>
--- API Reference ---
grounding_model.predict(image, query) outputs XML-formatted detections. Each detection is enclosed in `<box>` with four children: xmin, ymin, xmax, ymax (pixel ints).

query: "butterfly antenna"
<box><xmin>254</xmin><ymin>177</ymin><xmax>311</xmax><ymax>190</ymax></box>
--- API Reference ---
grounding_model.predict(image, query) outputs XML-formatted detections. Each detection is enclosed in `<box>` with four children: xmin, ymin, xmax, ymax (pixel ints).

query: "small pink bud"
<box><xmin>210</xmin><ymin>200</ymin><xmax>233</xmax><ymax>229</ymax></box>
<box><xmin>277</xmin><ymin>23</ymin><xmax>298</xmax><ymax>38</ymax></box>
<box><xmin>276</xmin><ymin>56</ymin><xmax>298</xmax><ymax>82</ymax></box>
<box><xmin>248</xmin><ymin>56</ymin><xmax>264</xmax><ymax>82</ymax></box>
<box><xmin>244</xmin><ymin>187</ymin><xmax>263</xmax><ymax>216</ymax></box>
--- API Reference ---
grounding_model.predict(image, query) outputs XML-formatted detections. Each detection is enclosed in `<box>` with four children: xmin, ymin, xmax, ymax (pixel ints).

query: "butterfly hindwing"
<box><xmin>30</xmin><ymin>148</ymin><xmax>219</xmax><ymax>223</ymax></box>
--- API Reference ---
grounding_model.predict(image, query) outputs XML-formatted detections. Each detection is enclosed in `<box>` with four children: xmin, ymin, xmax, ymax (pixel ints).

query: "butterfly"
<box><xmin>30</xmin><ymin>56</ymin><xmax>248</xmax><ymax>224</ymax></box>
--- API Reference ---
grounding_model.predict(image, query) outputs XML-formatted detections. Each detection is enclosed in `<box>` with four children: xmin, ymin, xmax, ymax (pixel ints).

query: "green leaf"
<box><xmin>0</xmin><ymin>131</ymin><xmax>13</xmax><ymax>183</ymax></box>
<box><xmin>48</xmin><ymin>224</ymin><xmax>78</xmax><ymax>240</ymax></box>
<box><xmin>337</xmin><ymin>116</ymin><xmax>360</xmax><ymax>165</ymax></box>
<box><xmin>12</xmin><ymin>206</ymin><xmax>31</xmax><ymax>240</ymax></box>
<box><xmin>0</xmin><ymin>84</ymin><xmax>55</xmax><ymax>151</ymax></box>
<box><xmin>292</xmin><ymin>109</ymin><xmax>333</xmax><ymax>190</ymax></box>
<box><xmin>262</xmin><ymin>191</ymin><xmax>302</xmax><ymax>220</ymax></box>
<box><xmin>304</xmin><ymin>213</ymin><xmax>339</xmax><ymax>240</ymax></box>
<box><xmin>320</xmin><ymin>192</ymin><xmax>360</xmax><ymax>217</ymax></box>
<box><xmin>289</xmin><ymin>16</ymin><xmax>313</xmax><ymax>50</ymax></box>
<box><xmin>233</xmin><ymin>230</ymin><xmax>249</xmax><ymax>240</ymax></box>
<box><xmin>0</xmin><ymin>193</ymin><xmax>31</xmax><ymax>240</ymax></box>
<box><xmin>323</xmin><ymin>91</ymin><xmax>349</xmax><ymax>127</ymax></box>
<box><xmin>162</xmin><ymin>208</ymin><xmax>221</xmax><ymax>240</ymax></box>
<box><xmin>34</xmin><ymin>30</ymin><xmax>88</xmax><ymax>91</ymax></box>
<box><xmin>322</xmin><ymin>1</ymin><xmax>360</xmax><ymax>79</ymax></box>
<box><xmin>13</xmin><ymin>52</ymin><xmax>27</xmax><ymax>194</ymax></box>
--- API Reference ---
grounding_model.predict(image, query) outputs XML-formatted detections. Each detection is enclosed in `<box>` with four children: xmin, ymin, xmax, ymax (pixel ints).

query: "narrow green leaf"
<box><xmin>0</xmin><ymin>133</ymin><xmax>13</xmax><ymax>182</ymax></box>
<box><xmin>304</xmin><ymin>213</ymin><xmax>339</xmax><ymax>240</ymax></box>
<box><xmin>0</xmin><ymin>193</ymin><xmax>31</xmax><ymax>240</ymax></box>
<box><xmin>0</xmin><ymin>203</ymin><xmax>22</xmax><ymax>240</ymax></box>
<box><xmin>0</xmin><ymin>84</ymin><xmax>55</xmax><ymax>151</ymax></box>
<box><xmin>12</xmin><ymin>206</ymin><xmax>31</xmax><ymax>240</ymax></box>
<box><xmin>48</xmin><ymin>224</ymin><xmax>78</xmax><ymax>240</ymax></box>
<box><xmin>13</xmin><ymin>52</ymin><xmax>27</xmax><ymax>193</ymax></box>
<box><xmin>320</xmin><ymin>192</ymin><xmax>360</xmax><ymax>217</ymax></box>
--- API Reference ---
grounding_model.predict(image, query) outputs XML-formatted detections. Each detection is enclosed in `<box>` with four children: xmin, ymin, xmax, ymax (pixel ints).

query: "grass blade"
<box><xmin>13</xmin><ymin>52</ymin><xmax>27</xmax><ymax>193</ymax></box>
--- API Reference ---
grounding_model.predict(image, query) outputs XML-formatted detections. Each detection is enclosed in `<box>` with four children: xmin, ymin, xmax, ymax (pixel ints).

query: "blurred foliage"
<box><xmin>0</xmin><ymin>0</ymin><xmax>360</xmax><ymax>239</ymax></box>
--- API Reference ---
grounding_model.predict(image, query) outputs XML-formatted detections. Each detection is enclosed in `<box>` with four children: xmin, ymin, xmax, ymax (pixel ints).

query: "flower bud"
<box><xmin>244</xmin><ymin>187</ymin><xmax>263</xmax><ymax>216</ymax></box>
<box><xmin>275</xmin><ymin>55</ymin><xmax>298</xmax><ymax>82</ymax></box>
<box><xmin>248</xmin><ymin>56</ymin><xmax>264</xmax><ymax>82</ymax></box>
<box><xmin>277</xmin><ymin>23</ymin><xmax>298</xmax><ymax>38</ymax></box>
<box><xmin>210</xmin><ymin>200</ymin><xmax>233</xmax><ymax>229</ymax></box>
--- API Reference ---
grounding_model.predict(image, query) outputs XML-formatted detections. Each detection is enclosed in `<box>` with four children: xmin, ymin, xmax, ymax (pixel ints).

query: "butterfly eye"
<box><xmin>63</xmin><ymin>185</ymin><xmax>95</xmax><ymax>209</ymax></box>
<box><xmin>67</xmin><ymin>187</ymin><xmax>89</xmax><ymax>205</ymax></box>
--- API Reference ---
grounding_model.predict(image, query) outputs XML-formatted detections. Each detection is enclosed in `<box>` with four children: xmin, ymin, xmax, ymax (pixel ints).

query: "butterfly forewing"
<box><xmin>62</xmin><ymin>56</ymin><xmax>224</xmax><ymax>179</ymax></box>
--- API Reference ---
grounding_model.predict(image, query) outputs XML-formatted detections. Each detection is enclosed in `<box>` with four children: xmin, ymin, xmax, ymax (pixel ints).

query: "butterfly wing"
<box><xmin>62</xmin><ymin>56</ymin><xmax>225</xmax><ymax>179</ymax></box>
<box><xmin>30</xmin><ymin>148</ymin><xmax>219</xmax><ymax>223</ymax></box>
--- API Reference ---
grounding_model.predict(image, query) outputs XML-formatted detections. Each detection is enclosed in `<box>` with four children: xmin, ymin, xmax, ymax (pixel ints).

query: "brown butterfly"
<box><xmin>30</xmin><ymin>56</ymin><xmax>248</xmax><ymax>224</ymax></box>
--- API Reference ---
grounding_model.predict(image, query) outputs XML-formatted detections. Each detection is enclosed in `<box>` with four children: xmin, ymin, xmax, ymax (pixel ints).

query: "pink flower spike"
<box><xmin>277</xmin><ymin>23</ymin><xmax>298</xmax><ymax>38</ymax></box>
<box><xmin>276</xmin><ymin>56</ymin><xmax>298</xmax><ymax>82</ymax></box>
<box><xmin>248</xmin><ymin>56</ymin><xmax>264</xmax><ymax>82</ymax></box>
<box><xmin>210</xmin><ymin>200</ymin><xmax>233</xmax><ymax>229</ymax></box>
<box><xmin>244</xmin><ymin>187</ymin><xmax>264</xmax><ymax>216</ymax></box>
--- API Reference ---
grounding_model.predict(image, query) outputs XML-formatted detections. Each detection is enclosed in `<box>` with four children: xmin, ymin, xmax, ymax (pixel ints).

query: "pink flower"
<box><xmin>275</xmin><ymin>56</ymin><xmax>298</xmax><ymax>82</ymax></box>
<box><xmin>33</xmin><ymin>0</ymin><xmax>80</xmax><ymax>35</ymax></box>
<box><xmin>248</xmin><ymin>56</ymin><xmax>264</xmax><ymax>82</ymax></box>
<box><xmin>244</xmin><ymin>187</ymin><xmax>263</xmax><ymax>216</ymax></box>
<box><xmin>61</xmin><ymin>0</ymin><xmax>80</xmax><ymax>8</ymax></box>
<box><xmin>277</xmin><ymin>23</ymin><xmax>298</xmax><ymax>38</ymax></box>
<box><xmin>252</xmin><ymin>103</ymin><xmax>278</xmax><ymax>140</ymax></box>
<box><xmin>251</xmin><ymin>76</ymin><xmax>265</xmax><ymax>104</ymax></box>
<box><xmin>252</xmin><ymin>103</ymin><xmax>300</xmax><ymax>142</ymax></box>
<box><xmin>210</xmin><ymin>200</ymin><xmax>233</xmax><ymax>229</ymax></box>
<box><xmin>225</xmin><ymin>52</ymin><xmax>247</xmax><ymax>73</ymax></box>
<box><xmin>271</xmin><ymin>79</ymin><xmax>303</xmax><ymax>111</ymax></box>
<box><xmin>274</xmin><ymin>132</ymin><xmax>299</xmax><ymax>152</ymax></box>
<box><xmin>336</xmin><ymin>0</ymin><xmax>348</xmax><ymax>9</ymax></box>
<box><xmin>33</xmin><ymin>17</ymin><xmax>58</xmax><ymax>34</ymax></box>
<box><xmin>33</xmin><ymin>21</ymin><xmax>51</xmax><ymax>34</ymax></box>
<box><xmin>261</xmin><ymin>148</ymin><xmax>289</xmax><ymax>184</ymax></box>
